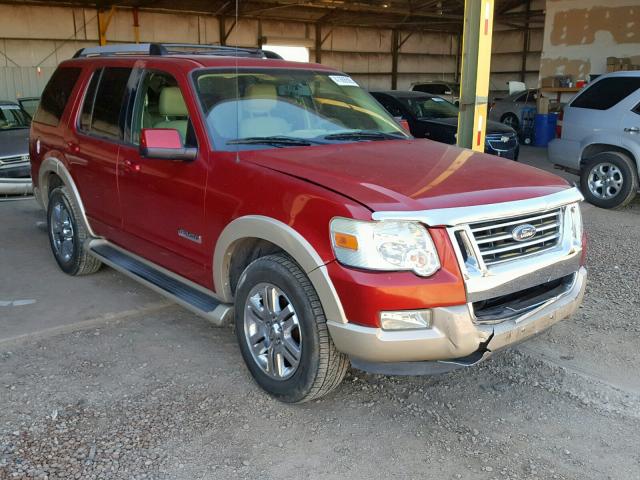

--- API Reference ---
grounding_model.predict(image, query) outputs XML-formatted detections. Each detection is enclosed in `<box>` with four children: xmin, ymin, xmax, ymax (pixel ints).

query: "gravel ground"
<box><xmin>1</xmin><ymin>151</ymin><xmax>640</xmax><ymax>480</ymax></box>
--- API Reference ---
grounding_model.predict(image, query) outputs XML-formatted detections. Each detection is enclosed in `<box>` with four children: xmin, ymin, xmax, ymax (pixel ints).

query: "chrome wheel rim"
<box><xmin>243</xmin><ymin>283</ymin><xmax>302</xmax><ymax>381</ymax></box>
<box><xmin>588</xmin><ymin>162</ymin><xmax>624</xmax><ymax>200</ymax></box>
<box><xmin>50</xmin><ymin>198</ymin><xmax>75</xmax><ymax>263</ymax></box>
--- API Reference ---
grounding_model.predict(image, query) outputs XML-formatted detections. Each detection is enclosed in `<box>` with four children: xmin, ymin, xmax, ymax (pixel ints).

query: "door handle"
<box><xmin>123</xmin><ymin>159</ymin><xmax>141</xmax><ymax>173</ymax></box>
<box><xmin>624</xmin><ymin>127</ymin><xmax>640</xmax><ymax>133</ymax></box>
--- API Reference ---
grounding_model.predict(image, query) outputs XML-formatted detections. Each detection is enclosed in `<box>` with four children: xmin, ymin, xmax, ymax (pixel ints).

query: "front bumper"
<box><xmin>0</xmin><ymin>162</ymin><xmax>32</xmax><ymax>195</ymax></box>
<box><xmin>328</xmin><ymin>266</ymin><xmax>586</xmax><ymax>368</ymax></box>
<box><xmin>0</xmin><ymin>177</ymin><xmax>33</xmax><ymax>195</ymax></box>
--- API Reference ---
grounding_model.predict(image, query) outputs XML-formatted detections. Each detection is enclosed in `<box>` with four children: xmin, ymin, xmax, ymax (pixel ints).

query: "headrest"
<box><xmin>246</xmin><ymin>83</ymin><xmax>277</xmax><ymax>99</ymax></box>
<box><xmin>243</xmin><ymin>83</ymin><xmax>278</xmax><ymax>114</ymax></box>
<box><xmin>158</xmin><ymin>87</ymin><xmax>188</xmax><ymax>116</ymax></box>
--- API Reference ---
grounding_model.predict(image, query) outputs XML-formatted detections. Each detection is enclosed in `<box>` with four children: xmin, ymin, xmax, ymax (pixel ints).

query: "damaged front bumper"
<box><xmin>328</xmin><ymin>266</ymin><xmax>586</xmax><ymax>375</ymax></box>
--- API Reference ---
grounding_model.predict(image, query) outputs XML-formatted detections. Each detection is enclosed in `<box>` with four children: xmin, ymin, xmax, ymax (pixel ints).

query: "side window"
<box><xmin>33</xmin><ymin>67</ymin><xmax>81</xmax><ymax>127</ymax></box>
<box><xmin>571</xmin><ymin>77</ymin><xmax>640</xmax><ymax>110</ymax></box>
<box><xmin>88</xmin><ymin>67</ymin><xmax>132</xmax><ymax>140</ymax></box>
<box><xmin>131</xmin><ymin>70</ymin><xmax>193</xmax><ymax>146</ymax></box>
<box><xmin>515</xmin><ymin>92</ymin><xmax>528</xmax><ymax>102</ymax></box>
<box><xmin>80</xmin><ymin>69</ymin><xmax>102</xmax><ymax>131</ymax></box>
<box><xmin>376</xmin><ymin>96</ymin><xmax>403</xmax><ymax>117</ymax></box>
<box><xmin>413</xmin><ymin>84</ymin><xmax>431</xmax><ymax>94</ymax></box>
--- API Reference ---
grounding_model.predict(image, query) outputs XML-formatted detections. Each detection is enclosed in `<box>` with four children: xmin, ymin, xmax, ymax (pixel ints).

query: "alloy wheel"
<box><xmin>243</xmin><ymin>283</ymin><xmax>302</xmax><ymax>380</ymax></box>
<box><xmin>49</xmin><ymin>197</ymin><xmax>75</xmax><ymax>263</ymax></box>
<box><xmin>588</xmin><ymin>162</ymin><xmax>624</xmax><ymax>200</ymax></box>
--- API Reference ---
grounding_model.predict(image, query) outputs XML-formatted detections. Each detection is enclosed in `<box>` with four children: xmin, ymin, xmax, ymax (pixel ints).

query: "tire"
<box><xmin>580</xmin><ymin>152</ymin><xmax>638</xmax><ymax>209</ymax></box>
<box><xmin>234</xmin><ymin>253</ymin><xmax>349</xmax><ymax>403</ymax></box>
<box><xmin>47</xmin><ymin>186</ymin><xmax>102</xmax><ymax>275</ymax></box>
<box><xmin>501</xmin><ymin>113</ymin><xmax>520</xmax><ymax>131</ymax></box>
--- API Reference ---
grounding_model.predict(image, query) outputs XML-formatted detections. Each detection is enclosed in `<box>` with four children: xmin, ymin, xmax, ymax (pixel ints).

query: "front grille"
<box><xmin>467</xmin><ymin>209</ymin><xmax>562</xmax><ymax>266</ymax></box>
<box><xmin>0</xmin><ymin>154</ymin><xmax>29</xmax><ymax>166</ymax></box>
<box><xmin>485</xmin><ymin>133</ymin><xmax>517</xmax><ymax>150</ymax></box>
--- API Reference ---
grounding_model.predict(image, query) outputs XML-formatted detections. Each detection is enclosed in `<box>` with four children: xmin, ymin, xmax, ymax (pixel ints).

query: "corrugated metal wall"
<box><xmin>0</xmin><ymin>3</ymin><xmax>540</xmax><ymax>101</ymax></box>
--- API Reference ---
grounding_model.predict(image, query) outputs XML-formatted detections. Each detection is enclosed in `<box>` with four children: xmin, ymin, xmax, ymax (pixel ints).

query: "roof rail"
<box><xmin>72</xmin><ymin>43</ymin><xmax>281</xmax><ymax>59</ymax></box>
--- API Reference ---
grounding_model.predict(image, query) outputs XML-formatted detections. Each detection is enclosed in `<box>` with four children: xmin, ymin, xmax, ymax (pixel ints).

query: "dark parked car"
<box><xmin>372</xmin><ymin>90</ymin><xmax>519</xmax><ymax>160</ymax></box>
<box><xmin>0</xmin><ymin>100</ymin><xmax>32</xmax><ymax>194</ymax></box>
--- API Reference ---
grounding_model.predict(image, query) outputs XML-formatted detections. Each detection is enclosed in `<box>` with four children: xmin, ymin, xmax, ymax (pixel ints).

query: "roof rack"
<box><xmin>72</xmin><ymin>43</ymin><xmax>281</xmax><ymax>59</ymax></box>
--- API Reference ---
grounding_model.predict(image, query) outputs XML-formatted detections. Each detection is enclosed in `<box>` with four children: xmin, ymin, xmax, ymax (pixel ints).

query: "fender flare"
<box><xmin>213</xmin><ymin>215</ymin><xmax>347</xmax><ymax>324</ymax></box>
<box><xmin>38</xmin><ymin>157</ymin><xmax>97</xmax><ymax>237</ymax></box>
<box><xmin>579</xmin><ymin>136</ymin><xmax>640</xmax><ymax>173</ymax></box>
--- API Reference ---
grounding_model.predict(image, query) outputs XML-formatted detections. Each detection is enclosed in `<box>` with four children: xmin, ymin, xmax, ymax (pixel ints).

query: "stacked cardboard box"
<box><xmin>607</xmin><ymin>56</ymin><xmax>640</xmax><ymax>72</ymax></box>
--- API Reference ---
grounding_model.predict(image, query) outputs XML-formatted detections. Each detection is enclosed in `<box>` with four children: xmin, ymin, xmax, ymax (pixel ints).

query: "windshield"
<box><xmin>193</xmin><ymin>69</ymin><xmax>408</xmax><ymax>150</ymax></box>
<box><xmin>399</xmin><ymin>96</ymin><xmax>459</xmax><ymax>120</ymax></box>
<box><xmin>0</xmin><ymin>105</ymin><xmax>30</xmax><ymax>130</ymax></box>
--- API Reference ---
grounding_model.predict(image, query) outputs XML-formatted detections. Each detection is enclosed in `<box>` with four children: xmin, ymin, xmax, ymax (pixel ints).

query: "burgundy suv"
<box><xmin>30</xmin><ymin>44</ymin><xmax>587</xmax><ymax>403</ymax></box>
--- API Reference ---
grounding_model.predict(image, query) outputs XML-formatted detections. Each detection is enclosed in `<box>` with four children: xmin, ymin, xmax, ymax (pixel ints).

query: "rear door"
<box><xmin>116</xmin><ymin>66</ymin><xmax>210</xmax><ymax>285</ymax></box>
<box><xmin>66</xmin><ymin>66</ymin><xmax>133</xmax><ymax>235</ymax></box>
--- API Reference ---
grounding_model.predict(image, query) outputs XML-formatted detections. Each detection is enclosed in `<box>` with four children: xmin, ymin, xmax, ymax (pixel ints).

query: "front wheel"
<box><xmin>234</xmin><ymin>254</ymin><xmax>349</xmax><ymax>403</ymax></box>
<box><xmin>580</xmin><ymin>152</ymin><xmax>638</xmax><ymax>209</ymax></box>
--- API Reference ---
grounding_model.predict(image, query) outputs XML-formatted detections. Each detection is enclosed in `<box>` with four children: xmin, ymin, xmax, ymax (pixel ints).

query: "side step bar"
<box><xmin>87</xmin><ymin>240</ymin><xmax>233</xmax><ymax>326</ymax></box>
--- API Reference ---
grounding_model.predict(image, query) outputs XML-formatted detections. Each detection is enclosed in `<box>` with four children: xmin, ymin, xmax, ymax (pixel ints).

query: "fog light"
<box><xmin>380</xmin><ymin>310</ymin><xmax>432</xmax><ymax>330</ymax></box>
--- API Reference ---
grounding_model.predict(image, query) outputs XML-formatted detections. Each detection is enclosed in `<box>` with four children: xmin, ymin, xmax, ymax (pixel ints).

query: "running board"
<box><xmin>87</xmin><ymin>240</ymin><xmax>232</xmax><ymax>326</ymax></box>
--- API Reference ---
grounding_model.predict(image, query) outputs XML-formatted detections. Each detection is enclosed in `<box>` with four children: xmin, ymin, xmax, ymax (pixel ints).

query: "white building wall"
<box><xmin>540</xmin><ymin>0</ymin><xmax>640</xmax><ymax>82</ymax></box>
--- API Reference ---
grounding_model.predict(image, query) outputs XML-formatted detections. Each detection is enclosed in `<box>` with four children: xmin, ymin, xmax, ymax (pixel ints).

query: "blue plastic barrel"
<box><xmin>534</xmin><ymin>114</ymin><xmax>550</xmax><ymax>146</ymax></box>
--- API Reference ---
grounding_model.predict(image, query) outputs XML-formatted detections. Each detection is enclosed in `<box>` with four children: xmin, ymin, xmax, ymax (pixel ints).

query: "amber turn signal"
<box><xmin>333</xmin><ymin>232</ymin><xmax>359</xmax><ymax>250</ymax></box>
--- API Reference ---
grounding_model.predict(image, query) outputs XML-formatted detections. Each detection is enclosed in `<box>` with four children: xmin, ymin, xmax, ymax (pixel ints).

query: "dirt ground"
<box><xmin>1</xmin><ymin>147</ymin><xmax>639</xmax><ymax>480</ymax></box>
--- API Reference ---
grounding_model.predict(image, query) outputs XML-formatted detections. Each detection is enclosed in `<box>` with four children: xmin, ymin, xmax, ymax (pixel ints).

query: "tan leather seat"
<box><xmin>239</xmin><ymin>84</ymin><xmax>288</xmax><ymax>138</ymax></box>
<box><xmin>154</xmin><ymin>87</ymin><xmax>189</xmax><ymax>141</ymax></box>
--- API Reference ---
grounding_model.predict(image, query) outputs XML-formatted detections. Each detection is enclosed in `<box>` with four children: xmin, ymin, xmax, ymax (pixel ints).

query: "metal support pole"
<box><xmin>315</xmin><ymin>23</ymin><xmax>322</xmax><ymax>63</ymax></box>
<box><xmin>391</xmin><ymin>29</ymin><xmax>399</xmax><ymax>90</ymax></box>
<box><xmin>97</xmin><ymin>6</ymin><xmax>116</xmax><ymax>46</ymax></box>
<box><xmin>456</xmin><ymin>0</ymin><xmax>495</xmax><ymax>152</ymax></box>
<box><xmin>520</xmin><ymin>0</ymin><xmax>531</xmax><ymax>83</ymax></box>
<box><xmin>219</xmin><ymin>15</ymin><xmax>226</xmax><ymax>46</ymax></box>
<box><xmin>132</xmin><ymin>8</ymin><xmax>140</xmax><ymax>44</ymax></box>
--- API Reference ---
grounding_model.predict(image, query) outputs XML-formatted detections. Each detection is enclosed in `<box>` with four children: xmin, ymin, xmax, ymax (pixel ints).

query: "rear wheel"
<box><xmin>501</xmin><ymin>113</ymin><xmax>520</xmax><ymax>131</ymax></box>
<box><xmin>580</xmin><ymin>152</ymin><xmax>638</xmax><ymax>209</ymax></box>
<box><xmin>47</xmin><ymin>186</ymin><xmax>102</xmax><ymax>275</ymax></box>
<box><xmin>234</xmin><ymin>254</ymin><xmax>349</xmax><ymax>403</ymax></box>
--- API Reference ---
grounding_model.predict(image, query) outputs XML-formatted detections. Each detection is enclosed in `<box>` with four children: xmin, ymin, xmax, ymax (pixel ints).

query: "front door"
<box><xmin>117</xmin><ymin>68</ymin><xmax>210</xmax><ymax>286</ymax></box>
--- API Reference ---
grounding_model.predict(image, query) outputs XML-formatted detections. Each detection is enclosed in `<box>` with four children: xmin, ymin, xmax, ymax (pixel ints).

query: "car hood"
<box><xmin>0</xmin><ymin>128</ymin><xmax>30</xmax><ymax>158</ymax></box>
<box><xmin>242</xmin><ymin>139</ymin><xmax>570</xmax><ymax>216</ymax></box>
<box><xmin>422</xmin><ymin>117</ymin><xmax>515</xmax><ymax>134</ymax></box>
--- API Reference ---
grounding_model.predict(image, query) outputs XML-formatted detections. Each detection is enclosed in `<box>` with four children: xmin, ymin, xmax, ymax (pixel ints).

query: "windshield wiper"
<box><xmin>227</xmin><ymin>136</ymin><xmax>321</xmax><ymax>147</ymax></box>
<box><xmin>323</xmin><ymin>131</ymin><xmax>406</xmax><ymax>141</ymax></box>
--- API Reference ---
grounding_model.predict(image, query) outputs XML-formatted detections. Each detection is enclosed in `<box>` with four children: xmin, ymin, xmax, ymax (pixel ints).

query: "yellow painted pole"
<box><xmin>97</xmin><ymin>6</ymin><xmax>116</xmax><ymax>46</ymax></box>
<box><xmin>457</xmin><ymin>0</ymin><xmax>495</xmax><ymax>152</ymax></box>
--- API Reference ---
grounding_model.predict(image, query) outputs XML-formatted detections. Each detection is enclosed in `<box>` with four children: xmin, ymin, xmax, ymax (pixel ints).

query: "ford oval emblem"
<box><xmin>512</xmin><ymin>224</ymin><xmax>537</xmax><ymax>242</ymax></box>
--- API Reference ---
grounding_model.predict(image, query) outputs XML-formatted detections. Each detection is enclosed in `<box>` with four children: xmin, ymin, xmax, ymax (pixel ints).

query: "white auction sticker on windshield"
<box><xmin>329</xmin><ymin>75</ymin><xmax>359</xmax><ymax>87</ymax></box>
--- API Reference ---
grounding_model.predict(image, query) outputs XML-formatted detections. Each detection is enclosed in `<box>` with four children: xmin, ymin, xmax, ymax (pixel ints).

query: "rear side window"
<box><xmin>80</xmin><ymin>67</ymin><xmax>132</xmax><ymax>140</ymax></box>
<box><xmin>414</xmin><ymin>84</ymin><xmax>443</xmax><ymax>94</ymax></box>
<box><xmin>571</xmin><ymin>77</ymin><xmax>640</xmax><ymax>110</ymax></box>
<box><xmin>80</xmin><ymin>69</ymin><xmax>102</xmax><ymax>131</ymax></box>
<box><xmin>33</xmin><ymin>67</ymin><xmax>81</xmax><ymax>126</ymax></box>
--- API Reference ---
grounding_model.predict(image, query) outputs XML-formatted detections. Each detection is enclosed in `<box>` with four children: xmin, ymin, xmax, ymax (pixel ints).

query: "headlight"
<box><xmin>330</xmin><ymin>218</ymin><xmax>440</xmax><ymax>276</ymax></box>
<box><xmin>568</xmin><ymin>203</ymin><xmax>583</xmax><ymax>245</ymax></box>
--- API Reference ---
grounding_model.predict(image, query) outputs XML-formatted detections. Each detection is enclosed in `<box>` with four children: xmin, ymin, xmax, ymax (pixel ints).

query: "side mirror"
<box><xmin>140</xmin><ymin>128</ymin><xmax>197</xmax><ymax>161</ymax></box>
